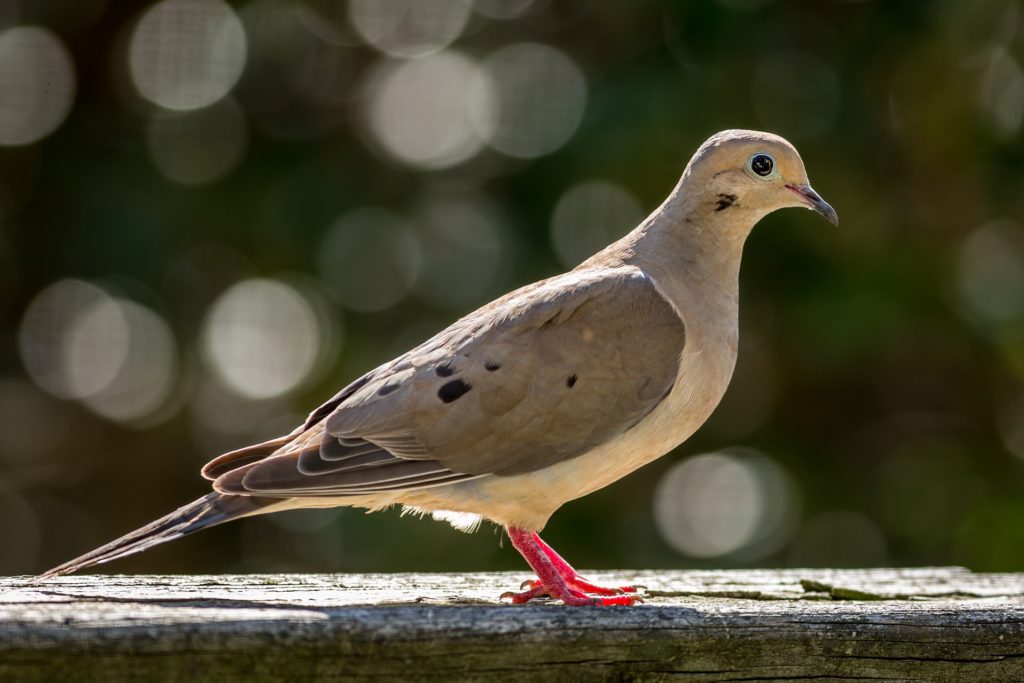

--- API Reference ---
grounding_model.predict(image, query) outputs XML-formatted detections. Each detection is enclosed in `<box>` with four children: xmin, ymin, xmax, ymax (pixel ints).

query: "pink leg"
<box><xmin>500</xmin><ymin>527</ymin><xmax>641</xmax><ymax>606</ymax></box>
<box><xmin>531</xmin><ymin>533</ymin><xmax>639</xmax><ymax>595</ymax></box>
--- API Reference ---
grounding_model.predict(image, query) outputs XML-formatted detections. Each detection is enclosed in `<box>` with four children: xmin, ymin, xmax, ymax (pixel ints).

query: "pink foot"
<box><xmin>500</xmin><ymin>582</ymin><xmax>639</xmax><ymax>606</ymax></box>
<box><xmin>532</xmin><ymin>533</ymin><xmax>641</xmax><ymax>595</ymax></box>
<box><xmin>501</xmin><ymin>528</ymin><xmax>643</xmax><ymax>606</ymax></box>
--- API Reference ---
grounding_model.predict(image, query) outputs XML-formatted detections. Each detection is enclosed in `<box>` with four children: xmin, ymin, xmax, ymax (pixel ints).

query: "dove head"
<box><xmin>678</xmin><ymin>129</ymin><xmax>837</xmax><ymax>232</ymax></box>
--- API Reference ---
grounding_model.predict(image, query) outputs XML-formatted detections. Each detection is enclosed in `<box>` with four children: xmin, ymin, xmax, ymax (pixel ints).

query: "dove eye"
<box><xmin>749</xmin><ymin>153</ymin><xmax>774</xmax><ymax>177</ymax></box>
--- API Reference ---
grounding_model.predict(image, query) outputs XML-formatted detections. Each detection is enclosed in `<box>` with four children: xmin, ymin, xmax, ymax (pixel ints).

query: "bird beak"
<box><xmin>785</xmin><ymin>183</ymin><xmax>838</xmax><ymax>226</ymax></box>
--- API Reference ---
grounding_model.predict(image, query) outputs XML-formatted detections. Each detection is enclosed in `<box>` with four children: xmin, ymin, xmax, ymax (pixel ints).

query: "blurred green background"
<box><xmin>1</xmin><ymin>0</ymin><xmax>1023</xmax><ymax>577</ymax></box>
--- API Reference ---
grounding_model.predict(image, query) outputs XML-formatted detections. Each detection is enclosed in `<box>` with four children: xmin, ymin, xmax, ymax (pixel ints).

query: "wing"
<box><xmin>209</xmin><ymin>266</ymin><xmax>685</xmax><ymax>497</ymax></box>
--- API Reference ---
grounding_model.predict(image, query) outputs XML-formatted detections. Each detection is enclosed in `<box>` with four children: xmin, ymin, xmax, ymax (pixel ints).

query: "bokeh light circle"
<box><xmin>956</xmin><ymin>220</ymin><xmax>1024</xmax><ymax>323</ymax></box>
<box><xmin>364</xmin><ymin>51</ymin><xmax>494</xmax><ymax>170</ymax></box>
<box><xmin>63</xmin><ymin>295</ymin><xmax>132</xmax><ymax>400</ymax></box>
<box><xmin>654</xmin><ymin>452</ymin><xmax>762</xmax><ymax>557</ymax></box>
<box><xmin>18</xmin><ymin>279</ymin><xmax>180</xmax><ymax>424</ymax></box>
<box><xmin>80</xmin><ymin>300</ymin><xmax>179</xmax><ymax>424</ymax></box>
<box><xmin>654</xmin><ymin>450</ymin><xmax>797</xmax><ymax>559</ymax></box>
<box><xmin>201</xmin><ymin>278</ymin><xmax>323</xmax><ymax>400</ymax></box>
<box><xmin>349</xmin><ymin>0</ymin><xmax>471</xmax><ymax>58</ymax></box>
<box><xmin>18</xmin><ymin>279</ymin><xmax>118</xmax><ymax>400</ymax></box>
<box><xmin>319</xmin><ymin>208</ymin><xmax>422</xmax><ymax>312</ymax></box>
<box><xmin>129</xmin><ymin>0</ymin><xmax>247</xmax><ymax>111</ymax></box>
<box><xmin>979</xmin><ymin>47</ymin><xmax>1024</xmax><ymax>139</ymax></box>
<box><xmin>473</xmin><ymin>43</ymin><xmax>587</xmax><ymax>158</ymax></box>
<box><xmin>146</xmin><ymin>97</ymin><xmax>248</xmax><ymax>185</ymax></box>
<box><xmin>0</xmin><ymin>26</ymin><xmax>76</xmax><ymax>146</ymax></box>
<box><xmin>551</xmin><ymin>181</ymin><xmax>644</xmax><ymax>269</ymax></box>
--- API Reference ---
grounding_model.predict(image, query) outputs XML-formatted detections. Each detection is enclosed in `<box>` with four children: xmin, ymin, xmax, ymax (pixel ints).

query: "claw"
<box><xmin>501</xmin><ymin>584</ymin><xmax>549</xmax><ymax>604</ymax></box>
<box><xmin>502</xmin><ymin>580</ymin><xmax>645</xmax><ymax>606</ymax></box>
<box><xmin>520</xmin><ymin>579</ymin><xmax>539</xmax><ymax>591</ymax></box>
<box><xmin>596</xmin><ymin>594</ymin><xmax>643</xmax><ymax>606</ymax></box>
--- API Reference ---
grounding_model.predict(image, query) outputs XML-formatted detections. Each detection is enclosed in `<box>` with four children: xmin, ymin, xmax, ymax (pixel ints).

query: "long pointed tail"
<box><xmin>33</xmin><ymin>493</ymin><xmax>285</xmax><ymax>581</ymax></box>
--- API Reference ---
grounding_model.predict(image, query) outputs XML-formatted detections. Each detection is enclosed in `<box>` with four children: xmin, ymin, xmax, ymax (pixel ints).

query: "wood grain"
<box><xmin>3</xmin><ymin>568</ymin><xmax>1024</xmax><ymax>681</ymax></box>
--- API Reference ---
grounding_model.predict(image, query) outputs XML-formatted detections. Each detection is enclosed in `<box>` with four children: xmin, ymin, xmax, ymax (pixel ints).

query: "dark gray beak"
<box><xmin>786</xmin><ymin>183</ymin><xmax>838</xmax><ymax>226</ymax></box>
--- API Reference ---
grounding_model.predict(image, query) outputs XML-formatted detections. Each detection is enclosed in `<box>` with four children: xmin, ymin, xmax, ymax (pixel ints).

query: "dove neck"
<box><xmin>615</xmin><ymin>196</ymin><xmax>756</xmax><ymax>310</ymax></box>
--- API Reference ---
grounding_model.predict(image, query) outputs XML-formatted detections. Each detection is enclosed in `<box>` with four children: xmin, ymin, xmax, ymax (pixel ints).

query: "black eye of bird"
<box><xmin>750</xmin><ymin>153</ymin><xmax>774</xmax><ymax>177</ymax></box>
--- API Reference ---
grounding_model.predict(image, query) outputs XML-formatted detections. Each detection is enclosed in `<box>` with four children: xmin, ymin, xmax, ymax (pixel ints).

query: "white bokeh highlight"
<box><xmin>201</xmin><ymin>279</ymin><xmax>323</xmax><ymax>399</ymax></box>
<box><xmin>654</xmin><ymin>450</ymin><xmax>797</xmax><ymax>559</ymax></box>
<box><xmin>473</xmin><ymin>43</ymin><xmax>587</xmax><ymax>158</ymax></box>
<box><xmin>0</xmin><ymin>26</ymin><xmax>76</xmax><ymax>146</ymax></box>
<box><xmin>18</xmin><ymin>279</ymin><xmax>179</xmax><ymax>424</ymax></box>
<box><xmin>19</xmin><ymin>280</ymin><xmax>117</xmax><ymax>400</ymax></box>
<box><xmin>62</xmin><ymin>295</ymin><xmax>133</xmax><ymax>400</ymax></box>
<box><xmin>349</xmin><ymin>0</ymin><xmax>471</xmax><ymax>58</ymax></box>
<box><xmin>80</xmin><ymin>300</ymin><xmax>179</xmax><ymax>424</ymax></box>
<box><xmin>129</xmin><ymin>0</ymin><xmax>247</xmax><ymax>111</ymax></box>
<box><xmin>364</xmin><ymin>51</ymin><xmax>495</xmax><ymax>170</ymax></box>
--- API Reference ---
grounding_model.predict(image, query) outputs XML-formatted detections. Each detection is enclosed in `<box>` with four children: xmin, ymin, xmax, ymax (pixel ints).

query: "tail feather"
<box><xmin>33</xmin><ymin>493</ymin><xmax>284</xmax><ymax>581</ymax></box>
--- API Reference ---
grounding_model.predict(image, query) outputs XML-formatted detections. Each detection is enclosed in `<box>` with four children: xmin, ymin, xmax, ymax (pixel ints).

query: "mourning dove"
<box><xmin>38</xmin><ymin>130</ymin><xmax>836</xmax><ymax>605</ymax></box>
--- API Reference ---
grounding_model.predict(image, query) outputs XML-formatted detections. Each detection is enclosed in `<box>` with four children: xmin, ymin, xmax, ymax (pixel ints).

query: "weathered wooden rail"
<box><xmin>2</xmin><ymin>567</ymin><xmax>1024</xmax><ymax>681</ymax></box>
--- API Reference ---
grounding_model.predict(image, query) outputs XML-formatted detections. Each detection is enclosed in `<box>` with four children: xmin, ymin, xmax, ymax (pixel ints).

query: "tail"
<box><xmin>33</xmin><ymin>493</ymin><xmax>285</xmax><ymax>581</ymax></box>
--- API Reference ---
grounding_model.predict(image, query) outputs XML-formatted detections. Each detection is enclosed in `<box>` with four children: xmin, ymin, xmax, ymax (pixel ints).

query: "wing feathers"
<box><xmin>237</xmin><ymin>453</ymin><xmax>470</xmax><ymax>495</ymax></box>
<box><xmin>297</xmin><ymin>447</ymin><xmax>395</xmax><ymax>476</ymax></box>
<box><xmin>200</xmin><ymin>433</ymin><xmax>297</xmax><ymax>481</ymax></box>
<box><xmin>318</xmin><ymin>437</ymin><xmax>382</xmax><ymax>461</ymax></box>
<box><xmin>204</xmin><ymin>266</ymin><xmax>684</xmax><ymax>500</ymax></box>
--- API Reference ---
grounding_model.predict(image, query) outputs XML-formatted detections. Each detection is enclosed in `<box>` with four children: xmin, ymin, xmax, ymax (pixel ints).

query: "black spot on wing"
<box><xmin>438</xmin><ymin>379</ymin><xmax>471</xmax><ymax>403</ymax></box>
<box><xmin>484</xmin><ymin>361</ymin><xmax>501</xmax><ymax>371</ymax></box>
<box><xmin>566</xmin><ymin>374</ymin><xmax>577</xmax><ymax>388</ymax></box>
<box><xmin>377</xmin><ymin>383</ymin><xmax>399</xmax><ymax>396</ymax></box>
<box><xmin>435</xmin><ymin>364</ymin><xmax>454</xmax><ymax>377</ymax></box>
<box><xmin>714</xmin><ymin>193</ymin><xmax>737</xmax><ymax>211</ymax></box>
